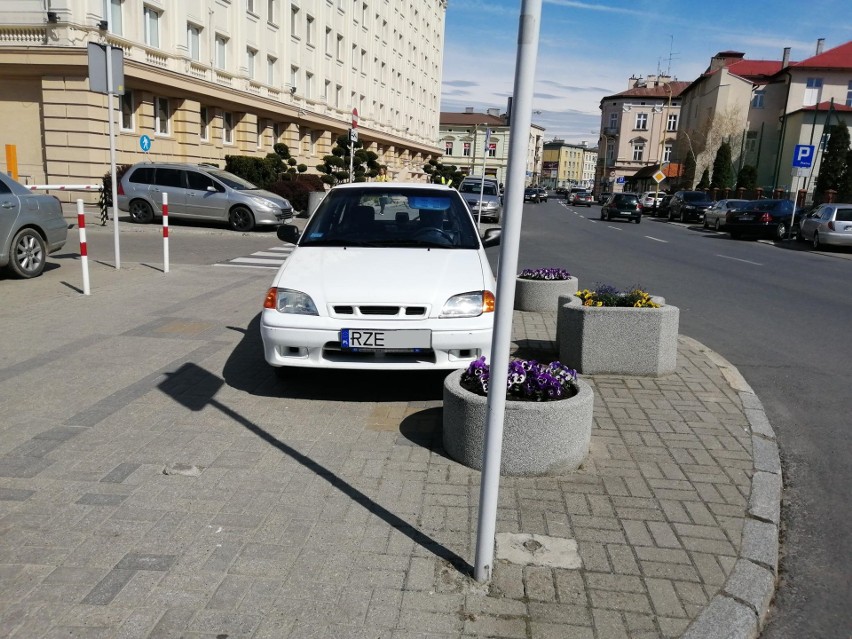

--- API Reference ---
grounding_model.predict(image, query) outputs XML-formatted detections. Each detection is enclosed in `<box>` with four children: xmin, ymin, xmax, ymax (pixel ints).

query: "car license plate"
<box><xmin>740</xmin><ymin>215</ymin><xmax>753</xmax><ymax>221</ymax></box>
<box><xmin>340</xmin><ymin>329</ymin><xmax>431</xmax><ymax>352</ymax></box>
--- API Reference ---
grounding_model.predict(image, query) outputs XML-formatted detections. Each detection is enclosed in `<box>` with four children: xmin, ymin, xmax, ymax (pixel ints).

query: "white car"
<box><xmin>260</xmin><ymin>182</ymin><xmax>501</xmax><ymax>371</ymax></box>
<box><xmin>640</xmin><ymin>191</ymin><xmax>665</xmax><ymax>212</ymax></box>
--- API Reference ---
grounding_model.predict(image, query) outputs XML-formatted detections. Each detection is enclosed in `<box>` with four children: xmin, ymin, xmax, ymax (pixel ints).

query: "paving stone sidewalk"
<box><xmin>0</xmin><ymin>263</ymin><xmax>780</xmax><ymax>638</ymax></box>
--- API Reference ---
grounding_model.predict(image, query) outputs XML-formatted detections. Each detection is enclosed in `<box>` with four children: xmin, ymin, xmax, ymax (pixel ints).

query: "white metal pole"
<box><xmin>474</xmin><ymin>0</ymin><xmax>542</xmax><ymax>584</ymax></box>
<box><xmin>162</xmin><ymin>192</ymin><xmax>170</xmax><ymax>272</ymax></box>
<box><xmin>477</xmin><ymin>128</ymin><xmax>489</xmax><ymax>229</ymax></box>
<box><xmin>77</xmin><ymin>199</ymin><xmax>91</xmax><ymax>295</ymax></box>
<box><xmin>103</xmin><ymin>18</ymin><xmax>120</xmax><ymax>269</ymax></box>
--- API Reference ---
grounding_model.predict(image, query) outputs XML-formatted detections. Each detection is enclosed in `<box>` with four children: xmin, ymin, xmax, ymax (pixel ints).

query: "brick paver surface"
<box><xmin>0</xmin><ymin>264</ymin><xmax>756</xmax><ymax>638</ymax></box>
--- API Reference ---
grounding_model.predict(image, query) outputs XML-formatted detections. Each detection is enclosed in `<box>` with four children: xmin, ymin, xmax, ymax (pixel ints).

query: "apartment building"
<box><xmin>595</xmin><ymin>75</ymin><xmax>689</xmax><ymax>195</ymax></box>
<box><xmin>438</xmin><ymin>108</ymin><xmax>545</xmax><ymax>186</ymax></box>
<box><xmin>542</xmin><ymin>140</ymin><xmax>597</xmax><ymax>190</ymax></box>
<box><xmin>0</xmin><ymin>0</ymin><xmax>446</xmax><ymax>196</ymax></box>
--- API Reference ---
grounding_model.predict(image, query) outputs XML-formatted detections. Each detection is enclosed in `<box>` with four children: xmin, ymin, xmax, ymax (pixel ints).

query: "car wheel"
<box><xmin>668</xmin><ymin>209</ymin><xmax>674</xmax><ymax>221</ymax></box>
<box><xmin>129</xmin><ymin>199</ymin><xmax>154</xmax><ymax>224</ymax></box>
<box><xmin>714</xmin><ymin>219</ymin><xmax>722</xmax><ymax>231</ymax></box>
<box><xmin>729</xmin><ymin>230</ymin><xmax>741</xmax><ymax>240</ymax></box>
<box><xmin>229</xmin><ymin>206</ymin><xmax>255</xmax><ymax>232</ymax></box>
<box><xmin>813</xmin><ymin>232</ymin><xmax>821</xmax><ymax>250</ymax></box>
<box><xmin>703</xmin><ymin>217</ymin><xmax>709</xmax><ymax>229</ymax></box>
<box><xmin>634</xmin><ymin>216</ymin><xmax>641</xmax><ymax>224</ymax></box>
<box><xmin>8</xmin><ymin>229</ymin><xmax>47</xmax><ymax>278</ymax></box>
<box><xmin>774</xmin><ymin>223</ymin><xmax>787</xmax><ymax>241</ymax></box>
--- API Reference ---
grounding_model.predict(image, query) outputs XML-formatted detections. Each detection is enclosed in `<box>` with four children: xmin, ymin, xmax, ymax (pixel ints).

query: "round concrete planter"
<box><xmin>514</xmin><ymin>276</ymin><xmax>579</xmax><ymax>312</ymax></box>
<box><xmin>557</xmin><ymin>295</ymin><xmax>679</xmax><ymax>376</ymax></box>
<box><xmin>442</xmin><ymin>369</ymin><xmax>594</xmax><ymax>476</ymax></box>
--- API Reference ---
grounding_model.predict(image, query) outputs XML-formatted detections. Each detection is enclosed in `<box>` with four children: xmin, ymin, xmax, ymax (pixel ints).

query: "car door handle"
<box><xmin>1</xmin><ymin>202</ymin><xmax>15</xmax><ymax>208</ymax></box>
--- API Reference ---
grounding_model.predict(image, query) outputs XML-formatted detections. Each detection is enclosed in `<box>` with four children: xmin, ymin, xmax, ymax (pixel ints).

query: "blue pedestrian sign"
<box><xmin>792</xmin><ymin>144</ymin><xmax>815</xmax><ymax>168</ymax></box>
<box><xmin>140</xmin><ymin>135</ymin><xmax>152</xmax><ymax>152</ymax></box>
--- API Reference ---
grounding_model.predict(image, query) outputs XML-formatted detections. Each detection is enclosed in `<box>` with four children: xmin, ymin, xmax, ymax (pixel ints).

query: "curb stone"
<box><xmin>678</xmin><ymin>337</ymin><xmax>781</xmax><ymax>639</ymax></box>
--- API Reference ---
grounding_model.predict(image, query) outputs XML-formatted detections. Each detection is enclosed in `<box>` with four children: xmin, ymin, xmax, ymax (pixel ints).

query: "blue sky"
<box><xmin>441</xmin><ymin>0</ymin><xmax>852</xmax><ymax>144</ymax></box>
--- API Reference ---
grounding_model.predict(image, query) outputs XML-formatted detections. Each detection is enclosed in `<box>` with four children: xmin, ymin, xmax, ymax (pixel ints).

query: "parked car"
<box><xmin>260</xmin><ymin>182</ymin><xmax>501</xmax><ymax>371</ymax></box>
<box><xmin>567</xmin><ymin>187</ymin><xmax>586</xmax><ymax>204</ymax></box>
<box><xmin>0</xmin><ymin>173</ymin><xmax>68</xmax><ymax>278</ymax></box>
<box><xmin>703</xmin><ymin>199</ymin><xmax>749</xmax><ymax>230</ymax></box>
<box><xmin>573</xmin><ymin>191</ymin><xmax>594</xmax><ymax>207</ymax></box>
<box><xmin>640</xmin><ymin>191</ymin><xmax>665</xmax><ymax>214</ymax></box>
<box><xmin>797</xmin><ymin>202</ymin><xmax>852</xmax><ymax>249</ymax></box>
<box><xmin>118</xmin><ymin>162</ymin><xmax>294</xmax><ymax>232</ymax></box>
<box><xmin>458</xmin><ymin>178</ymin><xmax>503</xmax><ymax>223</ymax></box>
<box><xmin>600</xmin><ymin>192</ymin><xmax>642</xmax><ymax>223</ymax></box>
<box><xmin>656</xmin><ymin>194</ymin><xmax>673</xmax><ymax>218</ymax></box>
<box><xmin>668</xmin><ymin>191</ymin><xmax>714</xmax><ymax>223</ymax></box>
<box><xmin>536</xmin><ymin>187</ymin><xmax>549</xmax><ymax>203</ymax></box>
<box><xmin>523</xmin><ymin>187</ymin><xmax>541</xmax><ymax>203</ymax></box>
<box><xmin>724</xmin><ymin>199</ymin><xmax>798</xmax><ymax>240</ymax></box>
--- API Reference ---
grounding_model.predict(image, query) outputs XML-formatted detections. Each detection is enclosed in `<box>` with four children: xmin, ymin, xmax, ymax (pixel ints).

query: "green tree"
<box><xmin>422</xmin><ymin>159</ymin><xmax>463</xmax><ymax>187</ymax></box>
<box><xmin>681</xmin><ymin>151</ymin><xmax>696</xmax><ymax>189</ymax></box>
<box><xmin>696</xmin><ymin>168</ymin><xmax>711</xmax><ymax>190</ymax></box>
<box><xmin>815</xmin><ymin>122</ymin><xmax>850</xmax><ymax>202</ymax></box>
<box><xmin>315</xmin><ymin>134</ymin><xmax>380</xmax><ymax>186</ymax></box>
<box><xmin>837</xmin><ymin>148</ymin><xmax>852</xmax><ymax>201</ymax></box>
<box><xmin>736</xmin><ymin>164</ymin><xmax>758</xmax><ymax>191</ymax></box>
<box><xmin>710</xmin><ymin>141</ymin><xmax>734</xmax><ymax>190</ymax></box>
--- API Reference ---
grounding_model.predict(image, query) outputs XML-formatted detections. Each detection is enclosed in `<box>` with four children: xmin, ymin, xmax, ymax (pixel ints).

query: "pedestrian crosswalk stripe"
<box><xmin>215</xmin><ymin>246</ymin><xmax>294</xmax><ymax>269</ymax></box>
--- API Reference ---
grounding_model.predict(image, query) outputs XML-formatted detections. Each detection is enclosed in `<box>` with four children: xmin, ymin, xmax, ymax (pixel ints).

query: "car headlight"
<box><xmin>440</xmin><ymin>290</ymin><xmax>495</xmax><ymax>318</ymax></box>
<box><xmin>249</xmin><ymin>196</ymin><xmax>277</xmax><ymax>210</ymax></box>
<box><xmin>263</xmin><ymin>288</ymin><xmax>318</xmax><ymax>315</ymax></box>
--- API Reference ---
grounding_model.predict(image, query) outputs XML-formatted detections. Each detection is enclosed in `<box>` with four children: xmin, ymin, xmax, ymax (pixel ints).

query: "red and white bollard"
<box><xmin>77</xmin><ymin>199</ymin><xmax>90</xmax><ymax>295</ymax></box>
<box><xmin>162</xmin><ymin>192</ymin><xmax>170</xmax><ymax>273</ymax></box>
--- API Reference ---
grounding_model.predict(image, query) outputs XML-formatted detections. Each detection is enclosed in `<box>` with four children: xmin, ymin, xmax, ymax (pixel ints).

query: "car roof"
<box><xmin>129</xmin><ymin>162</ymin><xmax>223</xmax><ymax>170</ymax></box>
<box><xmin>330</xmin><ymin>182</ymin><xmax>454</xmax><ymax>192</ymax></box>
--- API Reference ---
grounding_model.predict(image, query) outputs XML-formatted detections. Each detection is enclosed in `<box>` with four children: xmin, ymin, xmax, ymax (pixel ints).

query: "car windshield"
<box><xmin>460</xmin><ymin>182</ymin><xmax>498</xmax><ymax>196</ymax></box>
<box><xmin>615</xmin><ymin>194</ymin><xmax>638</xmax><ymax>204</ymax></box>
<box><xmin>205</xmin><ymin>169</ymin><xmax>259</xmax><ymax>190</ymax></box>
<box><xmin>299</xmin><ymin>187</ymin><xmax>481</xmax><ymax>249</ymax></box>
<box><xmin>684</xmin><ymin>192</ymin><xmax>711</xmax><ymax>203</ymax></box>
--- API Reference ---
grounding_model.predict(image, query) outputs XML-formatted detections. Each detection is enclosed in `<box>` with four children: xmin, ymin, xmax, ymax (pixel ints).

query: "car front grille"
<box><xmin>332</xmin><ymin>305</ymin><xmax>428</xmax><ymax>317</ymax></box>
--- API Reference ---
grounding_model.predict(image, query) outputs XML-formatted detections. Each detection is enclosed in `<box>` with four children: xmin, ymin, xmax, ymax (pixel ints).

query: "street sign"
<box><xmin>349</xmin><ymin>128</ymin><xmax>358</xmax><ymax>143</ymax></box>
<box><xmin>793</xmin><ymin>167</ymin><xmax>808</xmax><ymax>178</ymax></box>
<box><xmin>351</xmin><ymin>108</ymin><xmax>359</xmax><ymax>129</ymax></box>
<box><xmin>652</xmin><ymin>170</ymin><xmax>666</xmax><ymax>183</ymax></box>
<box><xmin>87</xmin><ymin>42</ymin><xmax>125</xmax><ymax>95</ymax></box>
<box><xmin>139</xmin><ymin>135</ymin><xmax>152</xmax><ymax>152</ymax></box>
<box><xmin>793</xmin><ymin>144</ymin><xmax>815</xmax><ymax>168</ymax></box>
<box><xmin>616</xmin><ymin>176</ymin><xmax>626</xmax><ymax>184</ymax></box>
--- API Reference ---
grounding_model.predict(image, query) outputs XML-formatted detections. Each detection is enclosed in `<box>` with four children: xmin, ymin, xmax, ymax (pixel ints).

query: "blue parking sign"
<box><xmin>792</xmin><ymin>144</ymin><xmax>814</xmax><ymax>168</ymax></box>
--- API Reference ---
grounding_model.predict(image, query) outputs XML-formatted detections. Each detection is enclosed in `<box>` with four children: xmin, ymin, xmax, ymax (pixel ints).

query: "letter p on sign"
<box><xmin>793</xmin><ymin>144</ymin><xmax>815</xmax><ymax>168</ymax></box>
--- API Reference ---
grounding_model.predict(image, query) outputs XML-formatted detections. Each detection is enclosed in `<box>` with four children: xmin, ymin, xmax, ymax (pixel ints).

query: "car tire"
<box><xmin>634</xmin><ymin>216</ymin><xmax>641</xmax><ymax>224</ymax></box>
<box><xmin>774</xmin><ymin>223</ymin><xmax>787</xmax><ymax>241</ymax></box>
<box><xmin>813</xmin><ymin>232</ymin><xmax>821</xmax><ymax>250</ymax></box>
<box><xmin>703</xmin><ymin>217</ymin><xmax>709</xmax><ymax>229</ymax></box>
<box><xmin>714</xmin><ymin>219</ymin><xmax>722</xmax><ymax>231</ymax></box>
<box><xmin>8</xmin><ymin>228</ymin><xmax>47</xmax><ymax>279</ymax></box>
<box><xmin>729</xmin><ymin>230</ymin><xmax>741</xmax><ymax>240</ymax></box>
<box><xmin>668</xmin><ymin>209</ymin><xmax>675</xmax><ymax>221</ymax></box>
<box><xmin>600</xmin><ymin>210</ymin><xmax>607</xmax><ymax>221</ymax></box>
<box><xmin>229</xmin><ymin>206</ymin><xmax>255</xmax><ymax>232</ymax></box>
<box><xmin>129</xmin><ymin>199</ymin><xmax>155</xmax><ymax>224</ymax></box>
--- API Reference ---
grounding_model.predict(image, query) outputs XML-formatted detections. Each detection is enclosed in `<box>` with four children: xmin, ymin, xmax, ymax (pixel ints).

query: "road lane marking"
<box><xmin>716</xmin><ymin>254</ymin><xmax>763</xmax><ymax>266</ymax></box>
<box><xmin>215</xmin><ymin>246</ymin><xmax>294</xmax><ymax>269</ymax></box>
<box><xmin>607</xmin><ymin>225</ymin><xmax>622</xmax><ymax>231</ymax></box>
<box><xmin>645</xmin><ymin>236</ymin><xmax>668</xmax><ymax>243</ymax></box>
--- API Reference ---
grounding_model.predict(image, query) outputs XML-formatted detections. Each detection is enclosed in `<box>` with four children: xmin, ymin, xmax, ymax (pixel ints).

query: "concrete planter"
<box><xmin>442</xmin><ymin>369</ymin><xmax>594</xmax><ymax>476</ymax></box>
<box><xmin>514</xmin><ymin>276</ymin><xmax>579</xmax><ymax>312</ymax></box>
<box><xmin>557</xmin><ymin>295</ymin><xmax>678</xmax><ymax>376</ymax></box>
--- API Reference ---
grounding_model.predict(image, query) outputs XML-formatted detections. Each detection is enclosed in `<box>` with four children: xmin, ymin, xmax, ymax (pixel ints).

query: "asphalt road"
<box><xmin>5</xmin><ymin>200</ymin><xmax>849</xmax><ymax>637</ymax></box>
<box><xmin>507</xmin><ymin>197</ymin><xmax>851</xmax><ymax>639</ymax></box>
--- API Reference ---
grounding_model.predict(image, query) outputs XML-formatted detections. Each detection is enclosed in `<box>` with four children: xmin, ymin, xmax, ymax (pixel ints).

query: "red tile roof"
<box><xmin>790</xmin><ymin>40</ymin><xmax>852</xmax><ymax>70</ymax></box>
<box><xmin>725</xmin><ymin>59</ymin><xmax>787</xmax><ymax>82</ymax></box>
<box><xmin>602</xmin><ymin>81</ymin><xmax>690</xmax><ymax>102</ymax></box>
<box><xmin>790</xmin><ymin>100</ymin><xmax>852</xmax><ymax>116</ymax></box>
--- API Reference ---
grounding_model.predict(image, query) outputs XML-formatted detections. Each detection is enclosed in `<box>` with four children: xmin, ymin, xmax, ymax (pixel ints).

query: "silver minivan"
<box><xmin>118</xmin><ymin>163</ymin><xmax>293</xmax><ymax>232</ymax></box>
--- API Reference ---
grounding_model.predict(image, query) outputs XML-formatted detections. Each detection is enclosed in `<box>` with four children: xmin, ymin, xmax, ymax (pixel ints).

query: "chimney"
<box><xmin>816</xmin><ymin>38</ymin><xmax>825</xmax><ymax>55</ymax></box>
<box><xmin>486</xmin><ymin>107</ymin><xmax>500</xmax><ymax>117</ymax></box>
<box><xmin>782</xmin><ymin>47</ymin><xmax>790</xmax><ymax>68</ymax></box>
<box><xmin>464</xmin><ymin>106</ymin><xmax>474</xmax><ymax>114</ymax></box>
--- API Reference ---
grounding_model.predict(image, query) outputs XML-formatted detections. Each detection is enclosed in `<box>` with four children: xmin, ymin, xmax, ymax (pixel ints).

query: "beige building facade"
<box><xmin>0</xmin><ymin>0</ymin><xmax>446</xmax><ymax>198</ymax></box>
<box><xmin>542</xmin><ymin>140</ymin><xmax>596</xmax><ymax>190</ymax></box>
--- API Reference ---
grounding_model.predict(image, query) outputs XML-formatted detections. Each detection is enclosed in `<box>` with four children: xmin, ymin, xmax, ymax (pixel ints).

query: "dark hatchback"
<box><xmin>725</xmin><ymin>199</ymin><xmax>798</xmax><ymax>240</ymax></box>
<box><xmin>600</xmin><ymin>192</ymin><xmax>642</xmax><ymax>223</ymax></box>
<box><xmin>668</xmin><ymin>191</ymin><xmax>714</xmax><ymax>223</ymax></box>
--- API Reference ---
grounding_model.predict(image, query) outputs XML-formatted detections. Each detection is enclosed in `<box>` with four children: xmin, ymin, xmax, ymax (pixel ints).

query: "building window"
<box><xmin>154</xmin><ymin>97</ymin><xmax>170</xmax><ymax>135</ymax></box>
<box><xmin>290</xmin><ymin>5</ymin><xmax>299</xmax><ymax>38</ymax></box>
<box><xmin>663</xmin><ymin>143</ymin><xmax>672</xmax><ymax>163</ymax></box>
<box><xmin>635</xmin><ymin>113</ymin><xmax>647</xmax><ymax>130</ymax></box>
<box><xmin>336</xmin><ymin>34</ymin><xmax>344</xmax><ymax>61</ymax></box>
<box><xmin>222</xmin><ymin>111</ymin><xmax>234</xmax><ymax>145</ymax></box>
<box><xmin>488</xmin><ymin>142</ymin><xmax>497</xmax><ymax>158</ymax></box>
<box><xmin>325</xmin><ymin>27</ymin><xmax>332</xmax><ymax>56</ymax></box>
<box><xmin>215</xmin><ymin>35</ymin><xmax>227</xmax><ymax>69</ymax></box>
<box><xmin>751</xmin><ymin>89</ymin><xmax>765</xmax><ymax>109</ymax></box>
<box><xmin>632</xmin><ymin>141</ymin><xmax>645</xmax><ymax>161</ymax></box>
<box><xmin>666</xmin><ymin>113</ymin><xmax>678</xmax><ymax>131</ymax></box>
<box><xmin>335</xmin><ymin>84</ymin><xmax>342</xmax><ymax>108</ymax></box>
<box><xmin>804</xmin><ymin>77</ymin><xmax>823</xmax><ymax>107</ymax></box>
<box><xmin>247</xmin><ymin>0</ymin><xmax>256</xmax><ymax>14</ymax></box>
<box><xmin>120</xmin><ymin>91</ymin><xmax>134</xmax><ymax>131</ymax></box>
<box><xmin>187</xmin><ymin>24</ymin><xmax>201</xmax><ymax>61</ymax></box>
<box><xmin>463</xmin><ymin>142</ymin><xmax>471</xmax><ymax>157</ymax></box>
<box><xmin>290</xmin><ymin>65</ymin><xmax>298</xmax><ymax>92</ymax></box>
<box><xmin>445</xmin><ymin>141</ymin><xmax>453</xmax><ymax>155</ymax></box>
<box><xmin>324</xmin><ymin>79</ymin><xmax>330</xmax><ymax>101</ymax></box>
<box><xmin>246</xmin><ymin>47</ymin><xmax>256</xmax><ymax>78</ymax></box>
<box><xmin>200</xmin><ymin>105</ymin><xmax>210</xmax><ymax>141</ymax></box>
<box><xmin>267</xmin><ymin>56</ymin><xmax>276</xmax><ymax>86</ymax></box>
<box><xmin>360</xmin><ymin>49</ymin><xmax>367</xmax><ymax>74</ymax></box>
<box><xmin>109</xmin><ymin>0</ymin><xmax>123</xmax><ymax>36</ymax></box>
<box><xmin>351</xmin><ymin>44</ymin><xmax>357</xmax><ymax>69</ymax></box>
<box><xmin>143</xmin><ymin>6</ymin><xmax>160</xmax><ymax>48</ymax></box>
<box><xmin>745</xmin><ymin>131</ymin><xmax>758</xmax><ymax>155</ymax></box>
<box><xmin>608</xmin><ymin>112</ymin><xmax>618</xmax><ymax>130</ymax></box>
<box><xmin>305</xmin><ymin>15</ymin><xmax>315</xmax><ymax>46</ymax></box>
<box><xmin>305</xmin><ymin>72</ymin><xmax>313</xmax><ymax>99</ymax></box>
<box><xmin>267</xmin><ymin>0</ymin><xmax>277</xmax><ymax>23</ymax></box>
<box><xmin>846</xmin><ymin>81</ymin><xmax>852</xmax><ymax>107</ymax></box>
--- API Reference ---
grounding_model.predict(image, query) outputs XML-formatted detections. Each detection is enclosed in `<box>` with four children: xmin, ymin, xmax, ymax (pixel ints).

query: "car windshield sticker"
<box><xmin>408</xmin><ymin>196</ymin><xmax>451</xmax><ymax>210</ymax></box>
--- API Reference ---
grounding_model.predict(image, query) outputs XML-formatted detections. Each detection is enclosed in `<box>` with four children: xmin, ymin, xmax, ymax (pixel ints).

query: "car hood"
<box><xmin>245</xmin><ymin>189</ymin><xmax>293</xmax><ymax>208</ymax></box>
<box><xmin>272</xmin><ymin>246</ymin><xmax>493</xmax><ymax>309</ymax></box>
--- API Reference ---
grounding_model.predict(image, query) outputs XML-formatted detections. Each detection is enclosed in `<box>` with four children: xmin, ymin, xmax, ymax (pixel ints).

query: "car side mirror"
<box><xmin>206</xmin><ymin>185</ymin><xmax>217</xmax><ymax>193</ymax></box>
<box><xmin>277</xmin><ymin>224</ymin><xmax>300</xmax><ymax>244</ymax></box>
<box><xmin>482</xmin><ymin>227</ymin><xmax>501</xmax><ymax>248</ymax></box>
